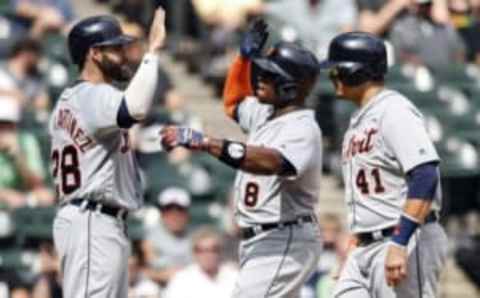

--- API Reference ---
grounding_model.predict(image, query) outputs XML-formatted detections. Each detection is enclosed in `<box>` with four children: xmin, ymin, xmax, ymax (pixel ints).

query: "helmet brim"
<box><xmin>93</xmin><ymin>34</ymin><xmax>137</xmax><ymax>48</ymax></box>
<box><xmin>318</xmin><ymin>60</ymin><xmax>338</xmax><ymax>71</ymax></box>
<box><xmin>252</xmin><ymin>57</ymin><xmax>294</xmax><ymax>81</ymax></box>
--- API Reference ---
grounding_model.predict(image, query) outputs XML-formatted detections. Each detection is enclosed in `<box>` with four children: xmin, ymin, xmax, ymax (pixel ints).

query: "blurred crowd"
<box><xmin>0</xmin><ymin>0</ymin><xmax>479</xmax><ymax>297</ymax></box>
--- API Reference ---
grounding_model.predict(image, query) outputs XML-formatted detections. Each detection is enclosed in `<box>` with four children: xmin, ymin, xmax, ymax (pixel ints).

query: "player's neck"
<box><xmin>80</xmin><ymin>63</ymin><xmax>112</xmax><ymax>84</ymax></box>
<box><xmin>272</xmin><ymin>104</ymin><xmax>304</xmax><ymax>119</ymax></box>
<box><xmin>357</xmin><ymin>85</ymin><xmax>384</xmax><ymax>108</ymax></box>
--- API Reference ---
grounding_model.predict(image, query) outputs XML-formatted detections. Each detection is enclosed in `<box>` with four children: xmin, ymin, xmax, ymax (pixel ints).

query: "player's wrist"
<box><xmin>391</xmin><ymin>214</ymin><xmax>420</xmax><ymax>247</ymax></box>
<box><xmin>218</xmin><ymin>140</ymin><xmax>246</xmax><ymax>169</ymax></box>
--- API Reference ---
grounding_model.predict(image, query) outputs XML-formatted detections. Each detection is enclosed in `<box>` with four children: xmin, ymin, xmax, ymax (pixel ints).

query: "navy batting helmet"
<box><xmin>68</xmin><ymin>15</ymin><xmax>135</xmax><ymax>68</ymax></box>
<box><xmin>319</xmin><ymin>32</ymin><xmax>387</xmax><ymax>86</ymax></box>
<box><xmin>252</xmin><ymin>42</ymin><xmax>319</xmax><ymax>102</ymax></box>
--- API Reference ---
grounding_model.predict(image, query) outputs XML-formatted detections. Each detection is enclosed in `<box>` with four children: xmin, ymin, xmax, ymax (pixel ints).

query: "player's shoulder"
<box><xmin>281</xmin><ymin>109</ymin><xmax>321</xmax><ymax>136</ymax></box>
<box><xmin>380</xmin><ymin>89</ymin><xmax>423</xmax><ymax>116</ymax></box>
<box><xmin>76</xmin><ymin>81</ymin><xmax>121</xmax><ymax>96</ymax></box>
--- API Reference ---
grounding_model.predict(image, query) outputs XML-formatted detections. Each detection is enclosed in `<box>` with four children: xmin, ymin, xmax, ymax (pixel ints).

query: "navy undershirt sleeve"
<box><xmin>117</xmin><ymin>98</ymin><xmax>139</xmax><ymax>129</ymax></box>
<box><xmin>406</xmin><ymin>161</ymin><xmax>439</xmax><ymax>200</ymax></box>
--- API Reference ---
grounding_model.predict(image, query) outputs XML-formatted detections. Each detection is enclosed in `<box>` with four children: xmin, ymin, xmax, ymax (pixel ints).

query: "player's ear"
<box><xmin>89</xmin><ymin>47</ymin><xmax>103</xmax><ymax>64</ymax></box>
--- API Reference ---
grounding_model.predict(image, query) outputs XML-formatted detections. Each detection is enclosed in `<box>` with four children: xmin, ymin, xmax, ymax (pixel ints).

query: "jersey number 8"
<box><xmin>244</xmin><ymin>182</ymin><xmax>259</xmax><ymax>207</ymax></box>
<box><xmin>51</xmin><ymin>145</ymin><xmax>81</xmax><ymax>196</ymax></box>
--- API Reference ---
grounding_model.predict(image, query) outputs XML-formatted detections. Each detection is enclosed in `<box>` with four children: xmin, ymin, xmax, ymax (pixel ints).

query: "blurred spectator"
<box><xmin>113</xmin><ymin>0</ymin><xmax>155</xmax><ymax>30</ymax></box>
<box><xmin>10</xmin><ymin>285</ymin><xmax>31</xmax><ymax>298</ymax></box>
<box><xmin>263</xmin><ymin>0</ymin><xmax>357</xmax><ymax>59</ymax></box>
<box><xmin>449</xmin><ymin>0</ymin><xmax>480</xmax><ymax>64</ymax></box>
<box><xmin>0</xmin><ymin>38</ymin><xmax>50</xmax><ymax>125</ymax></box>
<box><xmin>455</xmin><ymin>235</ymin><xmax>480</xmax><ymax>289</ymax></box>
<box><xmin>192</xmin><ymin>0</ymin><xmax>262</xmax><ymax>29</ymax></box>
<box><xmin>389</xmin><ymin>0</ymin><xmax>466</xmax><ymax>69</ymax></box>
<box><xmin>9</xmin><ymin>0</ymin><xmax>74</xmax><ymax>39</ymax></box>
<box><xmin>219</xmin><ymin>193</ymin><xmax>240</xmax><ymax>263</ymax></box>
<box><xmin>318</xmin><ymin>213</ymin><xmax>344</xmax><ymax>273</ymax></box>
<box><xmin>316</xmin><ymin>232</ymin><xmax>351</xmax><ymax>298</ymax></box>
<box><xmin>128</xmin><ymin>241</ymin><xmax>161</xmax><ymax>298</ymax></box>
<box><xmin>0</xmin><ymin>99</ymin><xmax>53</xmax><ymax>208</ymax></box>
<box><xmin>163</xmin><ymin>226</ymin><xmax>238</xmax><ymax>298</ymax></box>
<box><xmin>142</xmin><ymin>187</ymin><xmax>193</xmax><ymax>286</ymax></box>
<box><xmin>31</xmin><ymin>242</ymin><xmax>61</xmax><ymax>298</ymax></box>
<box><xmin>357</xmin><ymin>0</ymin><xmax>412</xmax><ymax>36</ymax></box>
<box><xmin>357</xmin><ymin>0</ymin><xmax>450</xmax><ymax>36</ymax></box>
<box><xmin>301</xmin><ymin>213</ymin><xmax>345</xmax><ymax>298</ymax></box>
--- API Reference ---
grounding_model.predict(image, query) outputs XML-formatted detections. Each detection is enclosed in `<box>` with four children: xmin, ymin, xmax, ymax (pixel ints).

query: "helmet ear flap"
<box><xmin>335</xmin><ymin>62</ymin><xmax>369</xmax><ymax>87</ymax></box>
<box><xmin>277</xmin><ymin>81</ymin><xmax>298</xmax><ymax>102</ymax></box>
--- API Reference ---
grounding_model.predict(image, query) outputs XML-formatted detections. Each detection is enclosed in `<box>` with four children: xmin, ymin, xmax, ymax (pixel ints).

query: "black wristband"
<box><xmin>218</xmin><ymin>140</ymin><xmax>246</xmax><ymax>168</ymax></box>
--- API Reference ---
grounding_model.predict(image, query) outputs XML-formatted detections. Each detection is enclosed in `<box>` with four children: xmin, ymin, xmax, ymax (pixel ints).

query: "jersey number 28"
<box><xmin>51</xmin><ymin>145</ymin><xmax>81</xmax><ymax>195</ymax></box>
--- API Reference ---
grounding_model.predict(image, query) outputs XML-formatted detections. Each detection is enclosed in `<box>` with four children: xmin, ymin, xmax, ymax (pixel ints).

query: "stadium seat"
<box><xmin>432</xmin><ymin>64</ymin><xmax>479</xmax><ymax>92</ymax></box>
<box><xmin>12</xmin><ymin>207</ymin><xmax>56</xmax><ymax>245</ymax></box>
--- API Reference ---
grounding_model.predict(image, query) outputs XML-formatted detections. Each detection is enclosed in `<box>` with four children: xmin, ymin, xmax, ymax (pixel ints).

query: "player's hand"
<box><xmin>148</xmin><ymin>7</ymin><xmax>167</xmax><ymax>54</ymax></box>
<box><xmin>240</xmin><ymin>19</ymin><xmax>269</xmax><ymax>59</ymax></box>
<box><xmin>160</xmin><ymin>126</ymin><xmax>206</xmax><ymax>151</ymax></box>
<box><xmin>385</xmin><ymin>244</ymin><xmax>408</xmax><ymax>287</ymax></box>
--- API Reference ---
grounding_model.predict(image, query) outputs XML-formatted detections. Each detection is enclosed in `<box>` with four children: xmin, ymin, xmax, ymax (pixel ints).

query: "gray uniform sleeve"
<box><xmin>236</xmin><ymin>96</ymin><xmax>272</xmax><ymax>133</ymax></box>
<box><xmin>84</xmin><ymin>84</ymin><xmax>124</xmax><ymax>137</ymax></box>
<box><xmin>381</xmin><ymin>98</ymin><xmax>439</xmax><ymax>173</ymax></box>
<box><xmin>270</xmin><ymin>120</ymin><xmax>319</xmax><ymax>177</ymax></box>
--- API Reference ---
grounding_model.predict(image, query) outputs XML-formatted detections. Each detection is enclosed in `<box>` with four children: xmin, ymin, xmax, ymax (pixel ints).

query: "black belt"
<box><xmin>356</xmin><ymin>211</ymin><xmax>439</xmax><ymax>247</ymax></box>
<box><xmin>240</xmin><ymin>215</ymin><xmax>314</xmax><ymax>240</ymax></box>
<box><xmin>69</xmin><ymin>199</ymin><xmax>128</xmax><ymax>220</ymax></box>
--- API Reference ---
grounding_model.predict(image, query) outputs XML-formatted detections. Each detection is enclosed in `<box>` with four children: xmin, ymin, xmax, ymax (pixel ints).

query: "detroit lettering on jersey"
<box><xmin>343</xmin><ymin>128</ymin><xmax>377</xmax><ymax>160</ymax></box>
<box><xmin>54</xmin><ymin>108</ymin><xmax>96</xmax><ymax>153</ymax></box>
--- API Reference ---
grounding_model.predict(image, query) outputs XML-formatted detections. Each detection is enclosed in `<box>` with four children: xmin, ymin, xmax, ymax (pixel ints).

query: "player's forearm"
<box><xmin>391</xmin><ymin>163</ymin><xmax>438</xmax><ymax>247</ymax></box>
<box><xmin>223</xmin><ymin>56</ymin><xmax>253</xmax><ymax>118</ymax></box>
<box><xmin>402</xmin><ymin>199</ymin><xmax>432</xmax><ymax>223</ymax></box>
<box><xmin>124</xmin><ymin>53</ymin><xmax>160</xmax><ymax>121</ymax></box>
<box><xmin>204</xmin><ymin>138</ymin><xmax>284</xmax><ymax>175</ymax></box>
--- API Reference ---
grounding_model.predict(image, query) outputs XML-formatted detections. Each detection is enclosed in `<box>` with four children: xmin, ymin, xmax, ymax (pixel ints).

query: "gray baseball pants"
<box><xmin>233</xmin><ymin>222</ymin><xmax>321</xmax><ymax>298</ymax></box>
<box><xmin>53</xmin><ymin>204</ymin><xmax>130</xmax><ymax>298</ymax></box>
<box><xmin>334</xmin><ymin>222</ymin><xmax>448</xmax><ymax>298</ymax></box>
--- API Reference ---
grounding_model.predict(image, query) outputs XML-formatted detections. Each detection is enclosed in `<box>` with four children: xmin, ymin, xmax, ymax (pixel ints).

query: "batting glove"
<box><xmin>177</xmin><ymin>127</ymin><xmax>205</xmax><ymax>149</ymax></box>
<box><xmin>160</xmin><ymin>126</ymin><xmax>206</xmax><ymax>151</ymax></box>
<box><xmin>240</xmin><ymin>19</ymin><xmax>269</xmax><ymax>59</ymax></box>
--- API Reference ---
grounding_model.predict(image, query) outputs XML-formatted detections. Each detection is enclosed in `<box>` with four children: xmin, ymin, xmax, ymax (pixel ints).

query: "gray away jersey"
<box><xmin>342</xmin><ymin>89</ymin><xmax>441</xmax><ymax>233</ymax></box>
<box><xmin>48</xmin><ymin>82</ymin><xmax>143</xmax><ymax>210</ymax></box>
<box><xmin>233</xmin><ymin>97</ymin><xmax>323</xmax><ymax>228</ymax></box>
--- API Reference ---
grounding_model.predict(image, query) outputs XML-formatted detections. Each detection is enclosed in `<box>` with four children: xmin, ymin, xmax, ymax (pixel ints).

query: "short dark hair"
<box><xmin>9</xmin><ymin>38</ymin><xmax>42</xmax><ymax>59</ymax></box>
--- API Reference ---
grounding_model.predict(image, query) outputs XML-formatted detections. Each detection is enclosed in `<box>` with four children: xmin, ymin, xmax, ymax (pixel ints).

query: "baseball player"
<box><xmin>49</xmin><ymin>9</ymin><xmax>166</xmax><ymax>298</ymax></box>
<box><xmin>160</xmin><ymin>20</ymin><xmax>322</xmax><ymax>298</ymax></box>
<box><xmin>319</xmin><ymin>32</ymin><xmax>448</xmax><ymax>298</ymax></box>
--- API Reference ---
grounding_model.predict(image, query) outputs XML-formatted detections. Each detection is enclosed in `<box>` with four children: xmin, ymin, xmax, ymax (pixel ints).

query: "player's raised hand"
<box><xmin>385</xmin><ymin>244</ymin><xmax>408</xmax><ymax>287</ymax></box>
<box><xmin>160</xmin><ymin>126</ymin><xmax>206</xmax><ymax>151</ymax></box>
<box><xmin>240</xmin><ymin>19</ymin><xmax>269</xmax><ymax>59</ymax></box>
<box><xmin>148</xmin><ymin>7</ymin><xmax>167</xmax><ymax>54</ymax></box>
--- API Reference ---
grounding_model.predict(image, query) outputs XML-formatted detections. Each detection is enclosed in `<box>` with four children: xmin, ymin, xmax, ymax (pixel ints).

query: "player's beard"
<box><xmin>97</xmin><ymin>54</ymin><xmax>133</xmax><ymax>82</ymax></box>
